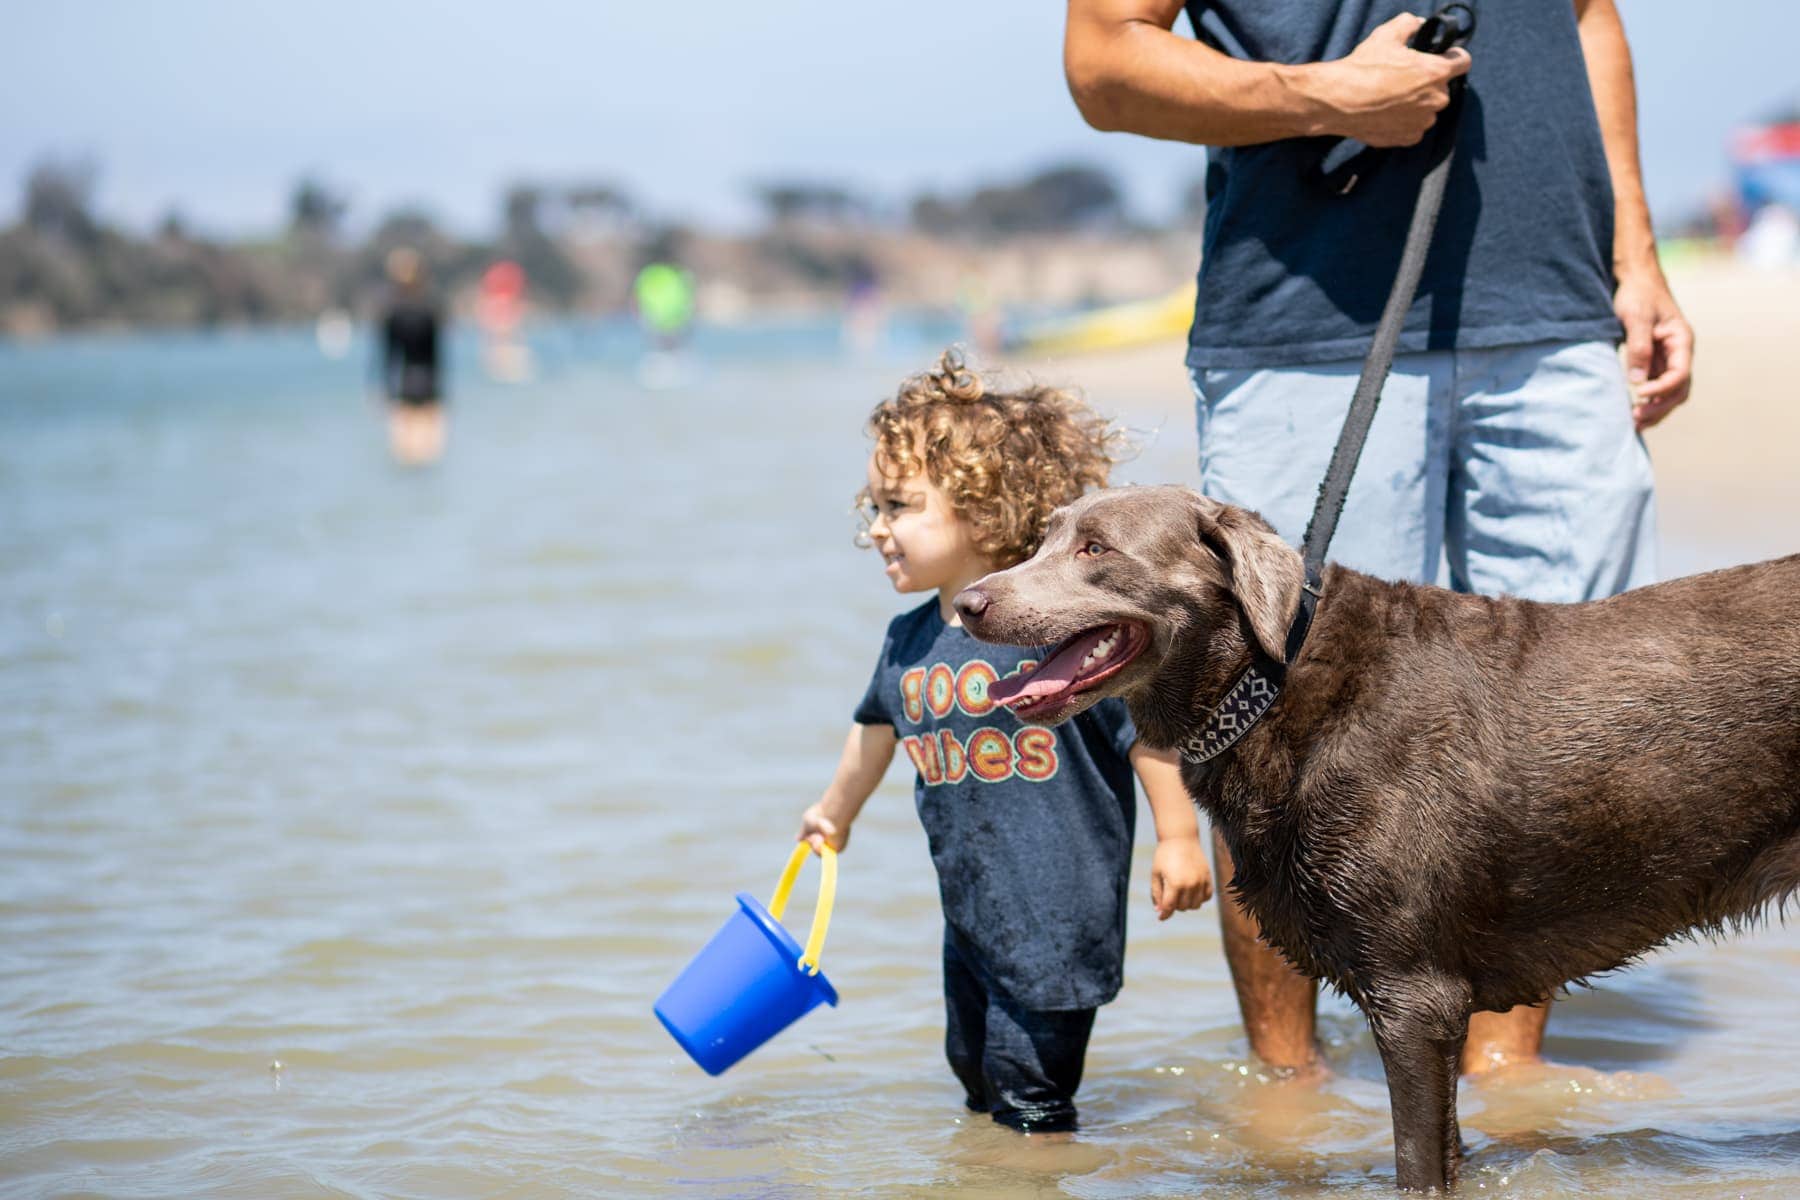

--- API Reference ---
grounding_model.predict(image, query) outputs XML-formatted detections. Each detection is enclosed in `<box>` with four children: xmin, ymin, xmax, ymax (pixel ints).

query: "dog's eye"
<box><xmin>1078</xmin><ymin>541</ymin><xmax>1110</xmax><ymax>558</ymax></box>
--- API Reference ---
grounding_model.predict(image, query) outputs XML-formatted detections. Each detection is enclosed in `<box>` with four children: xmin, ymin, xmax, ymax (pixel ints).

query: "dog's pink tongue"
<box><xmin>988</xmin><ymin>630</ymin><xmax>1107</xmax><ymax>706</ymax></box>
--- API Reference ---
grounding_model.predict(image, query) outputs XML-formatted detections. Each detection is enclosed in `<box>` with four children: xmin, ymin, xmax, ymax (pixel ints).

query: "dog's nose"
<box><xmin>954</xmin><ymin>588</ymin><xmax>988</xmax><ymax>622</ymax></box>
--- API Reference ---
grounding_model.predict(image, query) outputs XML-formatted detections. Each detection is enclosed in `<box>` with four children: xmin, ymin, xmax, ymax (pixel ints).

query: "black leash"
<box><xmin>1179</xmin><ymin>5</ymin><xmax>1475</xmax><ymax>767</ymax></box>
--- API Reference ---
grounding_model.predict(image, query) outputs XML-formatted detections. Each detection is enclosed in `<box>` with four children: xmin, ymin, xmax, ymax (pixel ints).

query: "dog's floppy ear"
<box><xmin>1198</xmin><ymin>502</ymin><xmax>1304</xmax><ymax>663</ymax></box>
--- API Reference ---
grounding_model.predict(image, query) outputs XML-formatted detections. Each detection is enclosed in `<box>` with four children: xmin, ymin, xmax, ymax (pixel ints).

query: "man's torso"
<box><xmin>1183</xmin><ymin>0</ymin><xmax>1621</xmax><ymax>368</ymax></box>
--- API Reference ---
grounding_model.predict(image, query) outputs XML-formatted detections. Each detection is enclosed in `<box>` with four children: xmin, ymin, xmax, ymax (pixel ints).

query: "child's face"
<box><xmin>863</xmin><ymin>457</ymin><xmax>992</xmax><ymax>597</ymax></box>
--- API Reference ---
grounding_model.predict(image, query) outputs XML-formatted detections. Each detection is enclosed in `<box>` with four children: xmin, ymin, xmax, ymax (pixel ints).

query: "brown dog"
<box><xmin>954</xmin><ymin>484</ymin><xmax>1800</xmax><ymax>1192</ymax></box>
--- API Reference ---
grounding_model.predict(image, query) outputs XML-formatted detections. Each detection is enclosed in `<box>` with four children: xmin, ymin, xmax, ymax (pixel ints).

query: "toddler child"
<box><xmin>799</xmin><ymin>350</ymin><xmax>1211</xmax><ymax>1133</ymax></box>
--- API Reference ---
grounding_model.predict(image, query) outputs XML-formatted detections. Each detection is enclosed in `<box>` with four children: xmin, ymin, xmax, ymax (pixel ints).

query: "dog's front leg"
<box><xmin>1367</xmin><ymin>979</ymin><xmax>1470</xmax><ymax>1192</ymax></box>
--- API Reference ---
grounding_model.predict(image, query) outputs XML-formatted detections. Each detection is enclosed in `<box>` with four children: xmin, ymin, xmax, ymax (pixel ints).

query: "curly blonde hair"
<box><xmin>859</xmin><ymin>348</ymin><xmax>1127</xmax><ymax>568</ymax></box>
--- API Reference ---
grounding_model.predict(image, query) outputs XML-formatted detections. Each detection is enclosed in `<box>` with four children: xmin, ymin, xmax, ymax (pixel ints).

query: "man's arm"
<box><xmin>1063</xmin><ymin>0</ymin><xmax>1469</xmax><ymax>148</ymax></box>
<box><xmin>1575</xmin><ymin>0</ymin><xmax>1694</xmax><ymax>428</ymax></box>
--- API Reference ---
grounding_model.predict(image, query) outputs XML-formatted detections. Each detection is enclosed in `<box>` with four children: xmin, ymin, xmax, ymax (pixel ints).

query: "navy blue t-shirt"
<box><xmin>854</xmin><ymin>600</ymin><xmax>1139</xmax><ymax>1011</ymax></box>
<box><xmin>1183</xmin><ymin>0</ymin><xmax>1622</xmax><ymax>368</ymax></box>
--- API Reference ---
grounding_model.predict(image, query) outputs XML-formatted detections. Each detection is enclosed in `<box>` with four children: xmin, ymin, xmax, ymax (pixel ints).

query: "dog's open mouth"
<box><xmin>987</xmin><ymin>622</ymin><xmax>1147</xmax><ymax>722</ymax></box>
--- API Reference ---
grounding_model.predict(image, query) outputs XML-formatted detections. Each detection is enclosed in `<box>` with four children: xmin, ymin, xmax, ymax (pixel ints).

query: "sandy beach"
<box><xmin>1019</xmin><ymin>258</ymin><xmax>1800</xmax><ymax>568</ymax></box>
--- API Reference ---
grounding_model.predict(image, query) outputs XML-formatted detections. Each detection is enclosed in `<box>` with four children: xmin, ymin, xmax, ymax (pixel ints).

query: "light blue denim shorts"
<box><xmin>1191</xmin><ymin>340</ymin><xmax>1657</xmax><ymax>600</ymax></box>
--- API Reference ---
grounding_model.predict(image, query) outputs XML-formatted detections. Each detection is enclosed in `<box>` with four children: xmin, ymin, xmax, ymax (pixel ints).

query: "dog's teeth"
<box><xmin>1076</xmin><ymin>631</ymin><xmax>1123</xmax><ymax>675</ymax></box>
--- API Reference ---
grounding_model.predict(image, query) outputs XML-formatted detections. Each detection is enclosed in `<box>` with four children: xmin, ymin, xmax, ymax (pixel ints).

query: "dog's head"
<box><xmin>955</xmin><ymin>485</ymin><xmax>1302</xmax><ymax>738</ymax></box>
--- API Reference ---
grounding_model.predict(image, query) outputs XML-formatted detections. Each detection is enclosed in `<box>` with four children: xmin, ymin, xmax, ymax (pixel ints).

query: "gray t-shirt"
<box><xmin>855</xmin><ymin>600</ymin><xmax>1138</xmax><ymax>1011</ymax></box>
<box><xmin>1184</xmin><ymin>0</ymin><xmax>1622</xmax><ymax>368</ymax></box>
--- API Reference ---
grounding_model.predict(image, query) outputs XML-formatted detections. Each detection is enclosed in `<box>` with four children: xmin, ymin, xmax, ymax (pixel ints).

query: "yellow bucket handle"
<box><xmin>768</xmin><ymin>843</ymin><xmax>836</xmax><ymax>976</ymax></box>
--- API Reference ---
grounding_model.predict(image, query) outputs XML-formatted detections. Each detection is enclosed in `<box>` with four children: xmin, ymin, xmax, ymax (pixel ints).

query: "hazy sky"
<box><xmin>3</xmin><ymin>1</ymin><xmax>1796</xmax><ymax>236</ymax></box>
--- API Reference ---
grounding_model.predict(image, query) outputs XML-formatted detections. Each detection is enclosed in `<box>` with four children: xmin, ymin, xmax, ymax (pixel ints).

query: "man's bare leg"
<box><xmin>1462</xmin><ymin>1002</ymin><xmax>1548</xmax><ymax>1075</ymax></box>
<box><xmin>1212</xmin><ymin>828</ymin><xmax>1322</xmax><ymax>1073</ymax></box>
<box><xmin>412</xmin><ymin>405</ymin><xmax>446</xmax><ymax>464</ymax></box>
<box><xmin>388</xmin><ymin>405</ymin><xmax>446</xmax><ymax>466</ymax></box>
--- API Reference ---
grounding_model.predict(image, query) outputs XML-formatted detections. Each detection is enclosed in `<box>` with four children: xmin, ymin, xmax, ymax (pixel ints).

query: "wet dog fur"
<box><xmin>955</xmin><ymin>484</ymin><xmax>1800</xmax><ymax>1192</ymax></box>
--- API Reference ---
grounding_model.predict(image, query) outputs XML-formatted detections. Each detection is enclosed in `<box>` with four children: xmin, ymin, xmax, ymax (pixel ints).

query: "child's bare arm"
<box><xmin>1130</xmin><ymin>742</ymin><xmax>1213</xmax><ymax>920</ymax></box>
<box><xmin>799</xmin><ymin>723</ymin><xmax>899</xmax><ymax>853</ymax></box>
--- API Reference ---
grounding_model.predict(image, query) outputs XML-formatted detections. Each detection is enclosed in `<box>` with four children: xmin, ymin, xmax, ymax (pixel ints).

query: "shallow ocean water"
<box><xmin>3</xmin><ymin>322</ymin><xmax>1798</xmax><ymax>1198</ymax></box>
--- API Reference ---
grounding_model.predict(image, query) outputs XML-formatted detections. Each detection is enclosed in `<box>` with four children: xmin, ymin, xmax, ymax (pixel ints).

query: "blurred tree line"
<box><xmin>0</xmin><ymin>157</ymin><xmax>1204</xmax><ymax>336</ymax></box>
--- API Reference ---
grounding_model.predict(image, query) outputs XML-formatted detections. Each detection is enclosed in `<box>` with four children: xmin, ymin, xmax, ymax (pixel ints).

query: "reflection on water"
<box><xmin>3</xmin><ymin>325</ymin><xmax>1798</xmax><ymax>1198</ymax></box>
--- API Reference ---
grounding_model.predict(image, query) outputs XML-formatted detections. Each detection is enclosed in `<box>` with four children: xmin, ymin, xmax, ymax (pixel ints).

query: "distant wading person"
<box><xmin>1063</xmin><ymin>0</ymin><xmax>1695</xmax><ymax>1077</ymax></box>
<box><xmin>633</xmin><ymin>260</ymin><xmax>696</xmax><ymax>351</ymax></box>
<box><xmin>378</xmin><ymin>247</ymin><xmax>447</xmax><ymax>466</ymax></box>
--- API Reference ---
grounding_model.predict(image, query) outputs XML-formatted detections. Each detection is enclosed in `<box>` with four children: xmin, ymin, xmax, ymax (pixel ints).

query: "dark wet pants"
<box><xmin>942</xmin><ymin>925</ymin><xmax>1096</xmax><ymax>1133</ymax></box>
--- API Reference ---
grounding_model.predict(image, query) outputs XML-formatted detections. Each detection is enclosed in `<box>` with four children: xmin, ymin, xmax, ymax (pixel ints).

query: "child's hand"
<box><xmin>798</xmin><ymin>803</ymin><xmax>850</xmax><ymax>854</ymax></box>
<box><xmin>1151</xmin><ymin>836</ymin><xmax>1212</xmax><ymax>920</ymax></box>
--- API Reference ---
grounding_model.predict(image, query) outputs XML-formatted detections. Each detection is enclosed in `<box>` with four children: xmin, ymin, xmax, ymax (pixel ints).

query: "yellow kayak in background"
<box><xmin>1008</xmin><ymin>284</ymin><xmax>1196</xmax><ymax>355</ymax></box>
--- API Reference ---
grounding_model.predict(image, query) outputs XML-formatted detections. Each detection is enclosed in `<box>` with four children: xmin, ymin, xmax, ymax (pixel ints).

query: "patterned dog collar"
<box><xmin>1177</xmin><ymin>564</ymin><xmax>1320</xmax><ymax>766</ymax></box>
<box><xmin>1177</xmin><ymin>664</ymin><xmax>1283</xmax><ymax>765</ymax></box>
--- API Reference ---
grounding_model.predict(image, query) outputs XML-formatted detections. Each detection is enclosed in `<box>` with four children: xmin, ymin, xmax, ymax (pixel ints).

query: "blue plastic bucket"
<box><xmin>655</xmin><ymin>844</ymin><xmax>838</xmax><ymax>1075</ymax></box>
